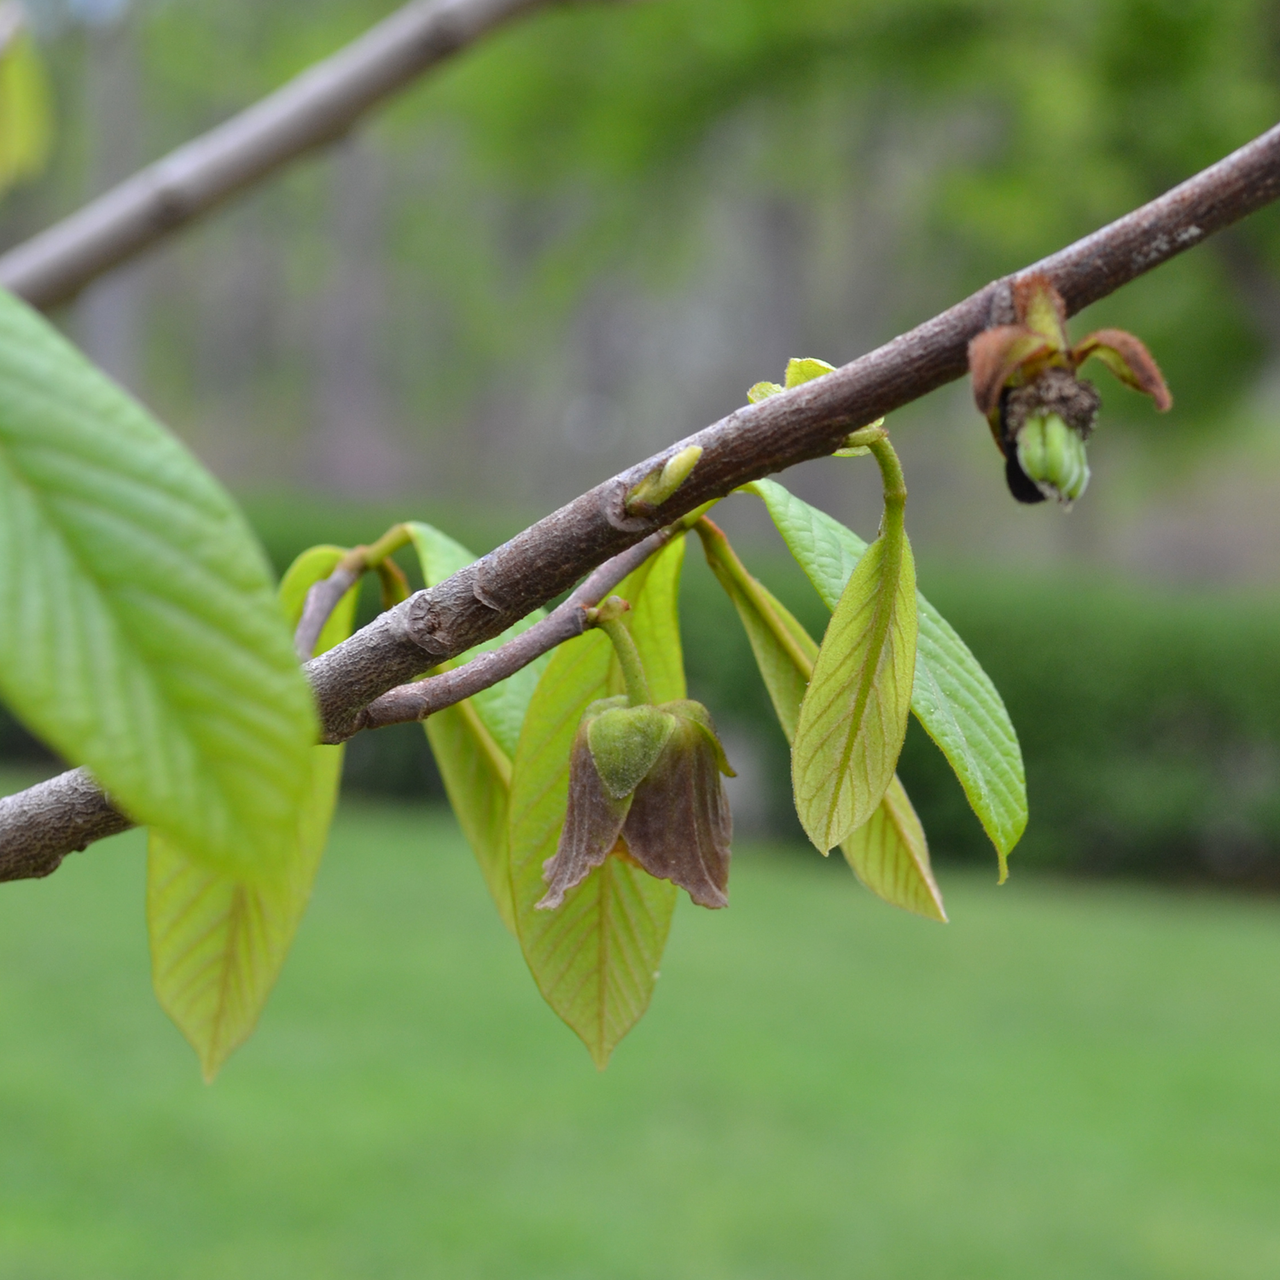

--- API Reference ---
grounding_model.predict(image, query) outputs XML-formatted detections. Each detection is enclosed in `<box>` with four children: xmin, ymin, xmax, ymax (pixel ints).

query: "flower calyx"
<box><xmin>967</xmin><ymin>274</ymin><xmax>1172</xmax><ymax>506</ymax></box>
<box><xmin>538</xmin><ymin>696</ymin><xmax>736</xmax><ymax>912</ymax></box>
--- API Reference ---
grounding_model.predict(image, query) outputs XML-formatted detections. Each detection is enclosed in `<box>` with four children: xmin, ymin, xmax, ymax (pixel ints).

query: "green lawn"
<box><xmin>2</xmin><ymin>798</ymin><xmax>1280</xmax><ymax>1279</ymax></box>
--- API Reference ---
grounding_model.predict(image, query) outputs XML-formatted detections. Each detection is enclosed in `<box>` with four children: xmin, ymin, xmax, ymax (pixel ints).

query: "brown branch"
<box><xmin>0</xmin><ymin>769</ymin><xmax>132</xmax><ymax>881</ymax></box>
<box><xmin>4</xmin><ymin>121</ymin><xmax>1280</xmax><ymax>875</ymax></box>
<box><xmin>0</xmin><ymin>0</ymin><xmax>575</xmax><ymax>309</ymax></box>
<box><xmin>350</xmin><ymin>527</ymin><xmax>674</xmax><ymax>737</ymax></box>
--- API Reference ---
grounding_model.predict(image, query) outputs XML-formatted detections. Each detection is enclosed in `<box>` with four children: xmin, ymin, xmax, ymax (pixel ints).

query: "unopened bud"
<box><xmin>538</xmin><ymin>697</ymin><xmax>736</xmax><ymax>911</ymax></box>
<box><xmin>1015</xmin><ymin>413</ymin><xmax>1090</xmax><ymax>505</ymax></box>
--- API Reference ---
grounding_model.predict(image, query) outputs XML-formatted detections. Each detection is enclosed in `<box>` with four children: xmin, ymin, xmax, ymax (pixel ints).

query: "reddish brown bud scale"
<box><xmin>967</xmin><ymin>276</ymin><xmax>1172</xmax><ymax>503</ymax></box>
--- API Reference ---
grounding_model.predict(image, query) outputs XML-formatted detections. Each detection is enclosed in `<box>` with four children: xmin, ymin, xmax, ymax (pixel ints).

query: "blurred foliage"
<box><xmin>0</xmin><ymin>28</ymin><xmax>51</xmax><ymax>198</ymax></box>
<box><xmin>20</xmin><ymin>0</ymin><xmax>1274</xmax><ymax>435</ymax></box>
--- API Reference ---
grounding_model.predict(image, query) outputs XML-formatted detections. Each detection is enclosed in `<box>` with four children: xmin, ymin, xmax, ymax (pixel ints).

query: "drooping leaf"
<box><xmin>744</xmin><ymin>479</ymin><xmax>1027</xmax><ymax>871</ymax></box>
<box><xmin>0</xmin><ymin>289</ymin><xmax>316</xmax><ymax>879</ymax></box>
<box><xmin>840</xmin><ymin>776</ymin><xmax>945</xmax><ymax>922</ymax></box>
<box><xmin>508</xmin><ymin>540</ymin><xmax>685</xmax><ymax>1066</ymax></box>
<box><xmin>792</xmin><ymin>527</ymin><xmax>918</xmax><ymax>851</ymax></box>
<box><xmin>697</xmin><ymin>519</ymin><xmax>817</xmax><ymax>741</ymax></box>
<box><xmin>148</xmin><ymin>546</ymin><xmax>358</xmax><ymax>1080</ymax></box>
<box><xmin>408</xmin><ymin>521</ymin><xmax>549</xmax><ymax>930</ymax></box>
<box><xmin>697</xmin><ymin>519</ymin><xmax>945</xmax><ymax>919</ymax></box>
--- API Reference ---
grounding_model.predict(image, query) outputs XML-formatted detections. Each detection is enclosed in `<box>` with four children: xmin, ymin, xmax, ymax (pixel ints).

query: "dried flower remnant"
<box><xmin>538</xmin><ymin>684</ymin><xmax>735</xmax><ymax>911</ymax></box>
<box><xmin>967</xmin><ymin>274</ymin><xmax>1172</xmax><ymax>505</ymax></box>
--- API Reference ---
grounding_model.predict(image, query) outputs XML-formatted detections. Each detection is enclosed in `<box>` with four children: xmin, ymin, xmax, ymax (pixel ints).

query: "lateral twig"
<box><xmin>348</xmin><ymin>527</ymin><xmax>674</xmax><ymax>738</ymax></box>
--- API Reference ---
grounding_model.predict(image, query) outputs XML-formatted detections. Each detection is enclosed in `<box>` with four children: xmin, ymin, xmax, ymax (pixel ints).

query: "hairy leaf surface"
<box><xmin>149</xmin><ymin>546</ymin><xmax>358</xmax><ymax>1080</ymax></box>
<box><xmin>0</xmin><ymin>291</ymin><xmax>316</xmax><ymax>878</ymax></box>
<box><xmin>745</xmin><ymin>478</ymin><xmax>1027</xmax><ymax>870</ymax></box>
<box><xmin>508</xmin><ymin>540</ymin><xmax>685</xmax><ymax>1066</ymax></box>
<box><xmin>793</xmin><ymin>532</ymin><xmax>918</xmax><ymax>851</ymax></box>
<box><xmin>409</xmin><ymin>522</ymin><xmax>549</xmax><ymax>928</ymax></box>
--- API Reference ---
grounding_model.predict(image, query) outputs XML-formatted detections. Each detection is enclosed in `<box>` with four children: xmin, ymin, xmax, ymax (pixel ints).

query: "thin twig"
<box><xmin>348</xmin><ymin>528</ymin><xmax>673</xmax><ymax>738</ymax></box>
<box><xmin>293</xmin><ymin>524</ymin><xmax>411</xmax><ymax>660</ymax></box>
<box><xmin>4</xmin><ymin>122</ymin><xmax>1280</xmax><ymax>874</ymax></box>
<box><xmin>0</xmin><ymin>0</ymin><xmax>582</xmax><ymax>309</ymax></box>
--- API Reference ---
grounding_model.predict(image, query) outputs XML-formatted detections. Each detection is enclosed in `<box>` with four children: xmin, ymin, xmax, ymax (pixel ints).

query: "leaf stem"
<box><xmin>589</xmin><ymin>597</ymin><xmax>653</xmax><ymax>706</ymax></box>
<box><xmin>868</xmin><ymin>435</ymin><xmax>907</xmax><ymax>537</ymax></box>
<box><xmin>694</xmin><ymin>518</ymin><xmax>816</xmax><ymax>679</ymax></box>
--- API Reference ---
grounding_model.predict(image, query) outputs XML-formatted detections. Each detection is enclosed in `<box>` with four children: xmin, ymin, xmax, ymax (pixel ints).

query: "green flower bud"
<box><xmin>538</xmin><ymin>697</ymin><xmax>736</xmax><ymax>911</ymax></box>
<box><xmin>587</xmin><ymin>703</ymin><xmax>677</xmax><ymax>799</ymax></box>
<box><xmin>1015</xmin><ymin>412</ymin><xmax>1090</xmax><ymax>505</ymax></box>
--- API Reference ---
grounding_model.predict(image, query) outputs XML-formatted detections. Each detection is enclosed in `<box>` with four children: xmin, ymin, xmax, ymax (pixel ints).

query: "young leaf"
<box><xmin>148</xmin><ymin>546</ymin><xmax>359</xmax><ymax>1080</ymax></box>
<box><xmin>508</xmin><ymin>541</ymin><xmax>685</xmax><ymax>1067</ymax></box>
<box><xmin>840</xmin><ymin>777</ymin><xmax>945</xmax><ymax>922</ymax></box>
<box><xmin>408</xmin><ymin>521</ymin><xmax>549</xmax><ymax>929</ymax></box>
<box><xmin>792</xmin><ymin>528</ymin><xmax>918</xmax><ymax>852</ymax></box>
<box><xmin>697</xmin><ymin>521</ymin><xmax>944</xmax><ymax>919</ymax></box>
<box><xmin>744</xmin><ymin>479</ymin><xmax>1027</xmax><ymax>870</ymax></box>
<box><xmin>0</xmin><ymin>290</ymin><xmax>316</xmax><ymax>879</ymax></box>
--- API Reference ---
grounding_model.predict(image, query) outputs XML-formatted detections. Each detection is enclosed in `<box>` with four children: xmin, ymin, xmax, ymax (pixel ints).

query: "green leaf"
<box><xmin>744</xmin><ymin>478</ymin><xmax>1027</xmax><ymax>872</ymax></box>
<box><xmin>508</xmin><ymin>541</ymin><xmax>685</xmax><ymax>1067</ymax></box>
<box><xmin>0</xmin><ymin>289</ymin><xmax>316</xmax><ymax>879</ymax></box>
<box><xmin>0</xmin><ymin>34</ymin><xmax>51</xmax><ymax>199</ymax></box>
<box><xmin>840</xmin><ymin>777</ymin><xmax>946</xmax><ymax>922</ymax></box>
<box><xmin>426</xmin><ymin>701</ymin><xmax>516</xmax><ymax>933</ymax></box>
<box><xmin>697</xmin><ymin>521</ymin><xmax>944</xmax><ymax>920</ymax></box>
<box><xmin>148</xmin><ymin>546</ymin><xmax>359</xmax><ymax>1080</ymax></box>
<box><xmin>793</xmin><ymin>529</ymin><xmax>918</xmax><ymax>851</ymax></box>
<box><xmin>408</xmin><ymin>521</ymin><xmax>550</xmax><ymax>929</ymax></box>
<box><xmin>784</xmin><ymin>357</ymin><xmax>837</xmax><ymax>387</ymax></box>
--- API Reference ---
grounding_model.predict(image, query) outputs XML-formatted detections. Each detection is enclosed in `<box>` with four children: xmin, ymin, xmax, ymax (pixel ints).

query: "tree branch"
<box><xmin>0</xmin><ymin>0</ymin><xmax>575</xmax><ymax>309</ymax></box>
<box><xmin>4</xmin><ymin>121</ymin><xmax>1280</xmax><ymax>875</ymax></box>
<box><xmin>350</xmin><ymin>526</ymin><xmax>674</xmax><ymax>737</ymax></box>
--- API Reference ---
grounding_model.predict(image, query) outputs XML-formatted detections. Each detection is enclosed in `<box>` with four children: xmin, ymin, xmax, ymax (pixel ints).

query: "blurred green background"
<box><xmin>3</xmin><ymin>804</ymin><xmax>1280</xmax><ymax>1279</ymax></box>
<box><xmin>4</xmin><ymin>3</ymin><xmax>1280</xmax><ymax>1274</ymax></box>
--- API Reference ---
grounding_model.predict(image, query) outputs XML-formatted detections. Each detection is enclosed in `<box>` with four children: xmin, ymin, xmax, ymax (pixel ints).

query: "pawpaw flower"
<box><xmin>538</xmin><ymin>696</ymin><xmax>735</xmax><ymax>911</ymax></box>
<box><xmin>968</xmin><ymin>274</ymin><xmax>1172</xmax><ymax>505</ymax></box>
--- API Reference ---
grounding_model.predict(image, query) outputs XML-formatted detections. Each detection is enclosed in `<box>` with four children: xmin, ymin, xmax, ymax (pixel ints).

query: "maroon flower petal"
<box><xmin>538</xmin><ymin>731</ymin><xmax>631</xmax><ymax>910</ymax></box>
<box><xmin>622</xmin><ymin>720</ymin><xmax>732</xmax><ymax>909</ymax></box>
<box><xmin>1072</xmin><ymin>329</ymin><xmax>1173</xmax><ymax>411</ymax></box>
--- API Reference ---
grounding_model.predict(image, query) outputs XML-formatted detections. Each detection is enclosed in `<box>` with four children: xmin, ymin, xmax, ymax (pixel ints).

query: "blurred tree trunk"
<box><xmin>312</xmin><ymin>132</ymin><xmax>404</xmax><ymax>495</ymax></box>
<box><xmin>75</xmin><ymin>13</ymin><xmax>146</xmax><ymax>392</ymax></box>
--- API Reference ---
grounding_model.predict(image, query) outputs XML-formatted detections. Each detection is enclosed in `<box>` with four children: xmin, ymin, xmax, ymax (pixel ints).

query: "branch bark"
<box><xmin>4</xmin><ymin>121</ymin><xmax>1280</xmax><ymax>875</ymax></box>
<box><xmin>0</xmin><ymin>0</ymin><xmax>571</xmax><ymax>309</ymax></box>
